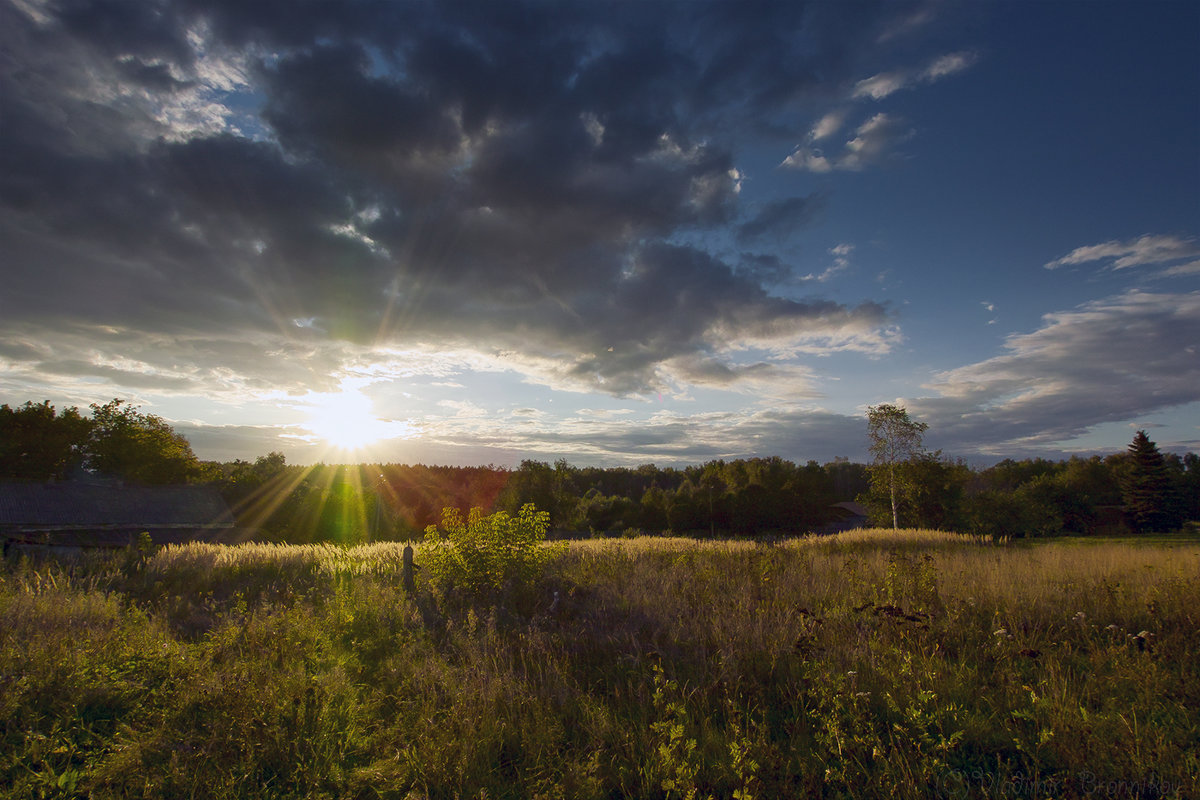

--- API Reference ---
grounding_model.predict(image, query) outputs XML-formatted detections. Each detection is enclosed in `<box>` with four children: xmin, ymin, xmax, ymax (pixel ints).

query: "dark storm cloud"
<box><xmin>261</xmin><ymin>43</ymin><xmax>463</xmax><ymax>167</ymax></box>
<box><xmin>1</xmin><ymin>0</ymin><xmax>924</xmax><ymax>397</ymax></box>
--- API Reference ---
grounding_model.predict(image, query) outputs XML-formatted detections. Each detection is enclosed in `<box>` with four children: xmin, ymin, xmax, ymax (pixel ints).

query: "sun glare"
<box><xmin>302</xmin><ymin>388</ymin><xmax>409</xmax><ymax>451</ymax></box>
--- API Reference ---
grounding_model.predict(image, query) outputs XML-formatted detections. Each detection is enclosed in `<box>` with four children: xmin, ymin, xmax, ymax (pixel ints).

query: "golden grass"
<box><xmin>4</xmin><ymin>530</ymin><xmax>1196</xmax><ymax>798</ymax></box>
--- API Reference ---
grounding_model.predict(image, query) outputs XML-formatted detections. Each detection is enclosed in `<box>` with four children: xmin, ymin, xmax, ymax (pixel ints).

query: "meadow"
<box><xmin>2</xmin><ymin>530</ymin><xmax>1197</xmax><ymax>799</ymax></box>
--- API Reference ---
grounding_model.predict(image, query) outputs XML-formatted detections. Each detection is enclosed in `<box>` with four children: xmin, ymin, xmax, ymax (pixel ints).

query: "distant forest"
<box><xmin>4</xmin><ymin>400</ymin><xmax>1198</xmax><ymax>542</ymax></box>
<box><xmin>208</xmin><ymin>450</ymin><xmax>1200</xmax><ymax>543</ymax></box>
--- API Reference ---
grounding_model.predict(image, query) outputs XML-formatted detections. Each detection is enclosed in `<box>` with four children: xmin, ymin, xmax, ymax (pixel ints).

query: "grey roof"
<box><xmin>5</xmin><ymin>527</ymin><xmax>251</xmax><ymax>549</ymax></box>
<box><xmin>830</xmin><ymin>500</ymin><xmax>869</xmax><ymax>517</ymax></box>
<box><xmin>0</xmin><ymin>482</ymin><xmax>234</xmax><ymax>529</ymax></box>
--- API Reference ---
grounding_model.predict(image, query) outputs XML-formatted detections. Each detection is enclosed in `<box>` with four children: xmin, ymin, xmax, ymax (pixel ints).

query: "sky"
<box><xmin>1</xmin><ymin>0</ymin><xmax>1198</xmax><ymax>468</ymax></box>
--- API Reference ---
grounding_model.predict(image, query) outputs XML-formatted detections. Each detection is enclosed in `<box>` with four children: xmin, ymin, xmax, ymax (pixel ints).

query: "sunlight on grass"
<box><xmin>4</xmin><ymin>531</ymin><xmax>1197</xmax><ymax>798</ymax></box>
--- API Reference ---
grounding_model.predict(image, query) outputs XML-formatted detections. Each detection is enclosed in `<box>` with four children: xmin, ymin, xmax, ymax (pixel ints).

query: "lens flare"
<box><xmin>302</xmin><ymin>388</ymin><xmax>409</xmax><ymax>451</ymax></box>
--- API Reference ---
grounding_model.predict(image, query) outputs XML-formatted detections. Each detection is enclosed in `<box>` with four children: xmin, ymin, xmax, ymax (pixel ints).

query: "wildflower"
<box><xmin>993</xmin><ymin>628</ymin><xmax>1008</xmax><ymax>637</ymax></box>
<box><xmin>1130</xmin><ymin>630</ymin><xmax>1154</xmax><ymax>652</ymax></box>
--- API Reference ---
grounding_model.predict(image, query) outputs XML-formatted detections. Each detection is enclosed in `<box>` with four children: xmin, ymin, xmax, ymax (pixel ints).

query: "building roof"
<box><xmin>830</xmin><ymin>501</ymin><xmax>869</xmax><ymax>517</ymax></box>
<box><xmin>0</xmin><ymin>482</ymin><xmax>234</xmax><ymax>530</ymax></box>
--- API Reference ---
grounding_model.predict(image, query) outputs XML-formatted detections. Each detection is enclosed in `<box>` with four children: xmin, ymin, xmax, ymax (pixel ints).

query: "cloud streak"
<box><xmin>1044</xmin><ymin>234</ymin><xmax>1200</xmax><ymax>272</ymax></box>
<box><xmin>916</xmin><ymin>290</ymin><xmax>1200</xmax><ymax>453</ymax></box>
<box><xmin>784</xmin><ymin>48</ymin><xmax>975</xmax><ymax>173</ymax></box>
<box><xmin>852</xmin><ymin>51</ymin><xmax>978</xmax><ymax>99</ymax></box>
<box><xmin>782</xmin><ymin>113</ymin><xmax>913</xmax><ymax>172</ymax></box>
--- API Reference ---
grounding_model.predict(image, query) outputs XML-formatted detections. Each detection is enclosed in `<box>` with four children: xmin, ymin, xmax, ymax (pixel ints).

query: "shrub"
<box><xmin>422</xmin><ymin>503</ymin><xmax>563</xmax><ymax>605</ymax></box>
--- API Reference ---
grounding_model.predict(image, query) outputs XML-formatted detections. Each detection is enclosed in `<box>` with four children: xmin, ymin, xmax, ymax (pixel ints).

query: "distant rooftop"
<box><xmin>0</xmin><ymin>481</ymin><xmax>234</xmax><ymax>530</ymax></box>
<box><xmin>831</xmin><ymin>501</ymin><xmax>869</xmax><ymax>517</ymax></box>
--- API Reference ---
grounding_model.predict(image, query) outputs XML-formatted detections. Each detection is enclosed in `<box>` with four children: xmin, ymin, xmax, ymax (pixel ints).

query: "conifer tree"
<box><xmin>1121</xmin><ymin>430</ymin><xmax>1175</xmax><ymax>533</ymax></box>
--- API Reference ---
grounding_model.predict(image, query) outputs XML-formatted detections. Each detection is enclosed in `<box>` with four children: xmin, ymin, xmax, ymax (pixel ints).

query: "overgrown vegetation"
<box><xmin>421</xmin><ymin>504</ymin><xmax>564</xmax><ymax>609</ymax></box>
<box><xmin>3</xmin><ymin>529</ymin><xmax>1196</xmax><ymax>798</ymax></box>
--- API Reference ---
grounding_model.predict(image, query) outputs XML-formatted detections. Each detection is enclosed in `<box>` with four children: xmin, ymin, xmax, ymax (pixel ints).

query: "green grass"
<box><xmin>1027</xmin><ymin>530</ymin><xmax>1200</xmax><ymax>547</ymax></box>
<box><xmin>2</xmin><ymin>529</ymin><xmax>1197</xmax><ymax>798</ymax></box>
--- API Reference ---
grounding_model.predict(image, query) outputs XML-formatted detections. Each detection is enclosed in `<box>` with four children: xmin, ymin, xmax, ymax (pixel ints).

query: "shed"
<box><xmin>0</xmin><ymin>481</ymin><xmax>247</xmax><ymax>549</ymax></box>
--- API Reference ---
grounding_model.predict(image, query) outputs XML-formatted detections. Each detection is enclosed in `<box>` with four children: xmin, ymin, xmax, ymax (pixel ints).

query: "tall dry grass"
<box><xmin>1</xmin><ymin>529</ymin><xmax>1196</xmax><ymax>798</ymax></box>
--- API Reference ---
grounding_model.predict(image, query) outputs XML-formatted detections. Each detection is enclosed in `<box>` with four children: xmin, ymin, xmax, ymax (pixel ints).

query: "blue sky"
<box><xmin>1</xmin><ymin>0</ymin><xmax>1197</xmax><ymax>467</ymax></box>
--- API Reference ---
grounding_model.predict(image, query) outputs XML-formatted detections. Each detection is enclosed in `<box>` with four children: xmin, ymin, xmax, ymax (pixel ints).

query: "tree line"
<box><xmin>2</xmin><ymin>399</ymin><xmax>1197</xmax><ymax>541</ymax></box>
<box><xmin>861</xmin><ymin>404</ymin><xmax>1199</xmax><ymax>537</ymax></box>
<box><xmin>0</xmin><ymin>399</ymin><xmax>199</xmax><ymax>484</ymax></box>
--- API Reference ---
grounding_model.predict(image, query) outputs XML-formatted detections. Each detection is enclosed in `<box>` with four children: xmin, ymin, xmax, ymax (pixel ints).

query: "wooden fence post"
<box><xmin>402</xmin><ymin>544</ymin><xmax>415</xmax><ymax>594</ymax></box>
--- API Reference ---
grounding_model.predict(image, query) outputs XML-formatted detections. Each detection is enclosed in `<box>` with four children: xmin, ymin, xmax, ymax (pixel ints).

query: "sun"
<box><xmin>302</xmin><ymin>388</ymin><xmax>409</xmax><ymax>451</ymax></box>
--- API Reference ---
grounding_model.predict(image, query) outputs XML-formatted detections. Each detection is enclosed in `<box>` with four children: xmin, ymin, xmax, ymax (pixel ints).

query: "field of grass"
<box><xmin>2</xmin><ymin>530</ymin><xmax>1197</xmax><ymax>799</ymax></box>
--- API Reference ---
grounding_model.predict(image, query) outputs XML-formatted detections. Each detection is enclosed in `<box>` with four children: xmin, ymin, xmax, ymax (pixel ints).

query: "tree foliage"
<box><xmin>0</xmin><ymin>401</ymin><xmax>93</xmax><ymax>481</ymax></box>
<box><xmin>865</xmin><ymin>404</ymin><xmax>929</xmax><ymax>529</ymax></box>
<box><xmin>1122</xmin><ymin>430</ymin><xmax>1180</xmax><ymax>533</ymax></box>
<box><xmin>201</xmin><ymin>445</ymin><xmax>1198</xmax><ymax>545</ymax></box>
<box><xmin>422</xmin><ymin>503</ymin><xmax>563</xmax><ymax>607</ymax></box>
<box><xmin>0</xmin><ymin>398</ymin><xmax>199</xmax><ymax>484</ymax></box>
<box><xmin>87</xmin><ymin>399</ymin><xmax>200</xmax><ymax>484</ymax></box>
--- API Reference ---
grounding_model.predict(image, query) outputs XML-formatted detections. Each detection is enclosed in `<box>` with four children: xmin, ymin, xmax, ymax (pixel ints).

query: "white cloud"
<box><xmin>922</xmin><ymin>52</ymin><xmax>977</xmax><ymax>81</ymax></box>
<box><xmin>841</xmin><ymin>113</ymin><xmax>911</xmax><ymax>169</ymax></box>
<box><xmin>876</xmin><ymin>7</ymin><xmax>936</xmax><ymax>43</ymax></box>
<box><xmin>1044</xmin><ymin>234</ymin><xmax>1200</xmax><ymax>271</ymax></box>
<box><xmin>852</xmin><ymin>52</ymin><xmax>977</xmax><ymax>100</ymax></box>
<box><xmin>780</xmin><ymin>147</ymin><xmax>833</xmax><ymax>172</ymax></box>
<box><xmin>782</xmin><ymin>114</ymin><xmax>911</xmax><ymax>172</ymax></box>
<box><xmin>580</xmin><ymin>111</ymin><xmax>605</xmax><ymax>147</ymax></box>
<box><xmin>915</xmin><ymin>290</ymin><xmax>1200</xmax><ymax>452</ymax></box>
<box><xmin>853</xmin><ymin>72</ymin><xmax>907</xmax><ymax>100</ymax></box>
<box><xmin>810</xmin><ymin>109</ymin><xmax>848</xmax><ymax>142</ymax></box>
<box><xmin>1164</xmin><ymin>260</ymin><xmax>1200</xmax><ymax>277</ymax></box>
<box><xmin>10</xmin><ymin>0</ymin><xmax>54</xmax><ymax>26</ymax></box>
<box><xmin>405</xmin><ymin>401</ymin><xmax>872</xmax><ymax>466</ymax></box>
<box><xmin>574</xmin><ymin>408</ymin><xmax>636</xmax><ymax>418</ymax></box>
<box><xmin>436</xmin><ymin>399</ymin><xmax>488</xmax><ymax>418</ymax></box>
<box><xmin>801</xmin><ymin>243</ymin><xmax>855</xmax><ymax>283</ymax></box>
<box><xmin>791</xmin><ymin>50</ymin><xmax>975</xmax><ymax>172</ymax></box>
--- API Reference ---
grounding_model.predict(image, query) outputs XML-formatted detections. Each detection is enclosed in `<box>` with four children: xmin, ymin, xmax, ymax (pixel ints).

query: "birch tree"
<box><xmin>867</xmin><ymin>404</ymin><xmax>928</xmax><ymax>530</ymax></box>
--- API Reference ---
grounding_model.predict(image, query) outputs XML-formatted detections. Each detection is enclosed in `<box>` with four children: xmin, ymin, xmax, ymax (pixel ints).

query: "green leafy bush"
<box><xmin>422</xmin><ymin>503</ymin><xmax>563</xmax><ymax>604</ymax></box>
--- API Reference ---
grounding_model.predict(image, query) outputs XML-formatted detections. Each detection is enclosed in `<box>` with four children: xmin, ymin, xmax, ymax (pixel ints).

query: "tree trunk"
<box><xmin>889</xmin><ymin>464</ymin><xmax>899</xmax><ymax>530</ymax></box>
